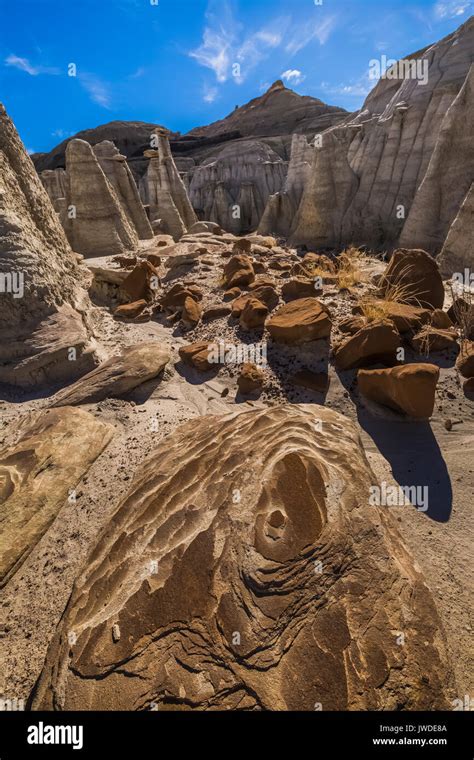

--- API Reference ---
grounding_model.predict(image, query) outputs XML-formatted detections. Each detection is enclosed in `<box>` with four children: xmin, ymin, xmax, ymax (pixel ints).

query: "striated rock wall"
<box><xmin>93</xmin><ymin>140</ymin><xmax>153</xmax><ymax>240</ymax></box>
<box><xmin>139</xmin><ymin>127</ymin><xmax>197</xmax><ymax>240</ymax></box>
<box><xmin>261</xmin><ymin>18</ymin><xmax>473</xmax><ymax>272</ymax></box>
<box><xmin>63</xmin><ymin>138</ymin><xmax>139</xmax><ymax>257</ymax></box>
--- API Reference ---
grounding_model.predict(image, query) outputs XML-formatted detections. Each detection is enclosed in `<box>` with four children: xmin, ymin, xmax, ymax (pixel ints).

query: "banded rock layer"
<box><xmin>0</xmin><ymin>104</ymin><xmax>99</xmax><ymax>387</ymax></box>
<box><xmin>261</xmin><ymin>19</ymin><xmax>474</xmax><ymax>272</ymax></box>
<box><xmin>34</xmin><ymin>405</ymin><xmax>453</xmax><ymax>711</ymax></box>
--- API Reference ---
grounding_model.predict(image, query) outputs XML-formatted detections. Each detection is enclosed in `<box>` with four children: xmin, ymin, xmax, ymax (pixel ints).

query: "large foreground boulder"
<box><xmin>0</xmin><ymin>407</ymin><xmax>113</xmax><ymax>587</ymax></box>
<box><xmin>33</xmin><ymin>406</ymin><xmax>453</xmax><ymax>710</ymax></box>
<box><xmin>51</xmin><ymin>344</ymin><xmax>170</xmax><ymax>407</ymax></box>
<box><xmin>358</xmin><ymin>363</ymin><xmax>440</xmax><ymax>418</ymax></box>
<box><xmin>0</xmin><ymin>104</ymin><xmax>99</xmax><ymax>387</ymax></box>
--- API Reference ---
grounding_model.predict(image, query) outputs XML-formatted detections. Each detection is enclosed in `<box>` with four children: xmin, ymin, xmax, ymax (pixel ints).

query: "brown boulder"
<box><xmin>113</xmin><ymin>255</ymin><xmax>138</xmax><ymax>269</ymax></box>
<box><xmin>456</xmin><ymin>342</ymin><xmax>474</xmax><ymax>378</ymax></box>
<box><xmin>223</xmin><ymin>286</ymin><xmax>241</xmax><ymax>301</ymax></box>
<box><xmin>379</xmin><ymin>249</ymin><xmax>444</xmax><ymax>309</ymax></box>
<box><xmin>410</xmin><ymin>327</ymin><xmax>458</xmax><ymax>353</ymax></box>
<box><xmin>239</xmin><ymin>298</ymin><xmax>268</xmax><ymax>331</ymax></box>
<box><xmin>339</xmin><ymin>316</ymin><xmax>367</xmax><ymax>335</ymax></box>
<box><xmin>146</xmin><ymin>252</ymin><xmax>162</xmax><ymax>267</ymax></box>
<box><xmin>353</xmin><ymin>301</ymin><xmax>431</xmax><ymax>333</ymax></box>
<box><xmin>178</xmin><ymin>341</ymin><xmax>214</xmax><ymax>372</ymax></box>
<box><xmin>447</xmin><ymin>298</ymin><xmax>474</xmax><ymax>339</ymax></box>
<box><xmin>114</xmin><ymin>300</ymin><xmax>147</xmax><ymax>320</ymax></box>
<box><xmin>267</xmin><ymin>298</ymin><xmax>332</xmax><ymax>344</ymax></box>
<box><xmin>224</xmin><ymin>254</ymin><xmax>255</xmax><ymax>288</ymax></box>
<box><xmin>202</xmin><ymin>305</ymin><xmax>232</xmax><ymax>322</ymax></box>
<box><xmin>334</xmin><ymin>321</ymin><xmax>400</xmax><ymax>370</ymax></box>
<box><xmin>358</xmin><ymin>363</ymin><xmax>440</xmax><ymax>419</ymax></box>
<box><xmin>431</xmin><ymin>309</ymin><xmax>453</xmax><ymax>329</ymax></box>
<box><xmin>122</xmin><ymin>261</ymin><xmax>159</xmax><ymax>302</ymax></box>
<box><xmin>181</xmin><ymin>296</ymin><xmax>202</xmax><ymax>328</ymax></box>
<box><xmin>237</xmin><ymin>362</ymin><xmax>265</xmax><ymax>394</ymax></box>
<box><xmin>282</xmin><ymin>277</ymin><xmax>322</xmax><ymax>301</ymax></box>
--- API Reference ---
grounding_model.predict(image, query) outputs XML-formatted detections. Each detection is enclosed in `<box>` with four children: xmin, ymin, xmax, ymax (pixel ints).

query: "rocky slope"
<box><xmin>261</xmin><ymin>18</ymin><xmax>474</xmax><ymax>273</ymax></box>
<box><xmin>33</xmin><ymin>82</ymin><xmax>348</xmax><ymax>234</ymax></box>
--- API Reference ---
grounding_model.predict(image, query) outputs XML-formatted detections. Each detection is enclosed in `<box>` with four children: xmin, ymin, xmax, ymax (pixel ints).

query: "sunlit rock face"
<box><xmin>0</xmin><ymin>105</ymin><xmax>99</xmax><ymax>387</ymax></box>
<box><xmin>33</xmin><ymin>406</ymin><xmax>454</xmax><ymax>711</ymax></box>
<box><xmin>261</xmin><ymin>19</ymin><xmax>473</xmax><ymax>273</ymax></box>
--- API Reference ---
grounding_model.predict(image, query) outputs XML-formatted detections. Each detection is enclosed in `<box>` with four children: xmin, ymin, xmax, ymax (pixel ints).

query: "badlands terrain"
<box><xmin>0</xmin><ymin>18</ymin><xmax>473</xmax><ymax>711</ymax></box>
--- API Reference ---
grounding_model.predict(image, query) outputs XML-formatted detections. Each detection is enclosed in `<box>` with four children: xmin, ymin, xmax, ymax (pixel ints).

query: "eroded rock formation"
<box><xmin>139</xmin><ymin>128</ymin><xmax>197</xmax><ymax>240</ymax></box>
<box><xmin>93</xmin><ymin>140</ymin><xmax>153</xmax><ymax>240</ymax></box>
<box><xmin>33</xmin><ymin>405</ymin><xmax>454</xmax><ymax>710</ymax></box>
<box><xmin>0</xmin><ymin>104</ymin><xmax>99</xmax><ymax>387</ymax></box>
<box><xmin>62</xmin><ymin>138</ymin><xmax>139</xmax><ymax>257</ymax></box>
<box><xmin>261</xmin><ymin>19</ymin><xmax>474</xmax><ymax>273</ymax></box>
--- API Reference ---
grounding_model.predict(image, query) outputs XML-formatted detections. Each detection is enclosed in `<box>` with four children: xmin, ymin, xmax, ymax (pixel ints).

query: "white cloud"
<box><xmin>285</xmin><ymin>15</ymin><xmax>338</xmax><ymax>55</ymax></box>
<box><xmin>4</xmin><ymin>53</ymin><xmax>58</xmax><ymax>76</ymax></box>
<box><xmin>189</xmin><ymin>1</ymin><xmax>288</xmax><ymax>84</ymax></box>
<box><xmin>203</xmin><ymin>84</ymin><xmax>218</xmax><ymax>103</ymax></box>
<box><xmin>434</xmin><ymin>1</ymin><xmax>472</xmax><ymax>18</ymax></box>
<box><xmin>281</xmin><ymin>69</ymin><xmax>306</xmax><ymax>85</ymax></box>
<box><xmin>78</xmin><ymin>73</ymin><xmax>112</xmax><ymax>108</ymax></box>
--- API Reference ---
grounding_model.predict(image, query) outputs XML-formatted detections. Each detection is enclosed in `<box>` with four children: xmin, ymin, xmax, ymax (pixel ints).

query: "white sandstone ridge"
<box><xmin>259</xmin><ymin>17</ymin><xmax>474</xmax><ymax>274</ymax></box>
<box><xmin>139</xmin><ymin>126</ymin><xmax>197</xmax><ymax>240</ymax></box>
<box><xmin>0</xmin><ymin>105</ymin><xmax>99</xmax><ymax>387</ymax></box>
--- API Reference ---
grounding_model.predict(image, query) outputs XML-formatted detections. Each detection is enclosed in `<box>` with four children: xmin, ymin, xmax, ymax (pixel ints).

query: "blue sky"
<box><xmin>0</xmin><ymin>0</ymin><xmax>472</xmax><ymax>153</ymax></box>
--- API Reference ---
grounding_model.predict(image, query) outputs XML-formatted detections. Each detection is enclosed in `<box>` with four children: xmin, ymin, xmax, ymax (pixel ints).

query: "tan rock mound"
<box><xmin>33</xmin><ymin>406</ymin><xmax>453</xmax><ymax>710</ymax></box>
<box><xmin>334</xmin><ymin>321</ymin><xmax>400</xmax><ymax>371</ymax></box>
<box><xmin>0</xmin><ymin>407</ymin><xmax>113</xmax><ymax>587</ymax></box>
<box><xmin>379</xmin><ymin>249</ymin><xmax>444</xmax><ymax>309</ymax></box>
<box><xmin>358</xmin><ymin>363</ymin><xmax>440</xmax><ymax>418</ymax></box>
<box><xmin>93</xmin><ymin>140</ymin><xmax>153</xmax><ymax>240</ymax></box>
<box><xmin>139</xmin><ymin>128</ymin><xmax>197</xmax><ymax>240</ymax></box>
<box><xmin>267</xmin><ymin>298</ymin><xmax>331</xmax><ymax>344</ymax></box>
<box><xmin>51</xmin><ymin>344</ymin><xmax>170</xmax><ymax>407</ymax></box>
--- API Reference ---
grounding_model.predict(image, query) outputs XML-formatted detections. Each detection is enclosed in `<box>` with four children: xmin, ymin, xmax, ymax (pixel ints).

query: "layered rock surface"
<box><xmin>33</xmin><ymin>405</ymin><xmax>454</xmax><ymax>711</ymax></box>
<box><xmin>139</xmin><ymin>128</ymin><xmax>197</xmax><ymax>240</ymax></box>
<box><xmin>0</xmin><ymin>104</ymin><xmax>99</xmax><ymax>387</ymax></box>
<box><xmin>0</xmin><ymin>407</ymin><xmax>113</xmax><ymax>587</ymax></box>
<box><xmin>62</xmin><ymin>138</ymin><xmax>139</xmax><ymax>257</ymax></box>
<box><xmin>262</xmin><ymin>19</ymin><xmax>474</xmax><ymax>273</ymax></box>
